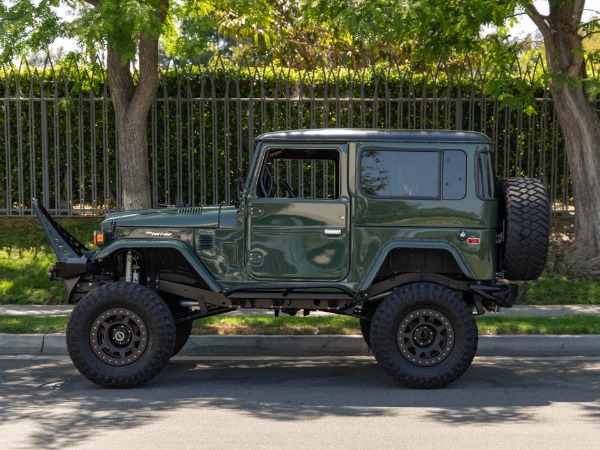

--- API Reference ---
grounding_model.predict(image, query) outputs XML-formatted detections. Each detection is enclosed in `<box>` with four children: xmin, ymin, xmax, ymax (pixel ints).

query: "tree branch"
<box><xmin>126</xmin><ymin>0</ymin><xmax>169</xmax><ymax>118</ymax></box>
<box><xmin>106</xmin><ymin>47</ymin><xmax>134</xmax><ymax>118</ymax></box>
<box><xmin>572</xmin><ymin>0</ymin><xmax>586</xmax><ymax>23</ymax></box>
<box><xmin>580</xmin><ymin>15</ymin><xmax>600</xmax><ymax>39</ymax></box>
<box><xmin>579</xmin><ymin>17</ymin><xmax>600</xmax><ymax>27</ymax></box>
<box><xmin>128</xmin><ymin>33</ymin><xmax>160</xmax><ymax>118</ymax></box>
<box><xmin>525</xmin><ymin>2</ymin><xmax>550</xmax><ymax>35</ymax></box>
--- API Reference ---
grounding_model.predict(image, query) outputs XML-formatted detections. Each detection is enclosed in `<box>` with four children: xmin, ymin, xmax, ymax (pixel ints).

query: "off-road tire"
<box><xmin>172</xmin><ymin>320</ymin><xmax>194</xmax><ymax>357</ymax></box>
<box><xmin>66</xmin><ymin>282</ymin><xmax>176</xmax><ymax>388</ymax></box>
<box><xmin>499</xmin><ymin>178</ymin><xmax>550</xmax><ymax>280</ymax></box>
<box><xmin>370</xmin><ymin>283</ymin><xmax>477</xmax><ymax>389</ymax></box>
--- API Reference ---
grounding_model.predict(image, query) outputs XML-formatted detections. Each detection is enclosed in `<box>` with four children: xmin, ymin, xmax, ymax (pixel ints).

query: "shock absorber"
<box><xmin>125</xmin><ymin>251</ymin><xmax>132</xmax><ymax>282</ymax></box>
<box><xmin>124</xmin><ymin>251</ymin><xmax>140</xmax><ymax>283</ymax></box>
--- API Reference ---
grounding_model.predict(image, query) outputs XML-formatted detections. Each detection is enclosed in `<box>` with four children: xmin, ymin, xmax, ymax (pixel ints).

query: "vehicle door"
<box><xmin>246</xmin><ymin>146</ymin><xmax>350</xmax><ymax>281</ymax></box>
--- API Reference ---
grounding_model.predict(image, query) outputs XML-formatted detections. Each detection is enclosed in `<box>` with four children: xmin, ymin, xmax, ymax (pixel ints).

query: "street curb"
<box><xmin>181</xmin><ymin>335</ymin><xmax>600</xmax><ymax>357</ymax></box>
<box><xmin>1</xmin><ymin>333</ymin><xmax>599</xmax><ymax>357</ymax></box>
<box><xmin>0</xmin><ymin>334</ymin><xmax>44</xmax><ymax>354</ymax></box>
<box><xmin>180</xmin><ymin>335</ymin><xmax>372</xmax><ymax>355</ymax></box>
<box><xmin>476</xmin><ymin>335</ymin><xmax>600</xmax><ymax>357</ymax></box>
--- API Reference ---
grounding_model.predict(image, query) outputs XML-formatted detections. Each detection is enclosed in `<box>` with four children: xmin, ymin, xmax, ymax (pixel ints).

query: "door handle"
<box><xmin>323</xmin><ymin>228</ymin><xmax>343</xmax><ymax>236</ymax></box>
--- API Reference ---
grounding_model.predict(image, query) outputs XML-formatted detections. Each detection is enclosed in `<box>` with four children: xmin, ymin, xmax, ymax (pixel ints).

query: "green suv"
<box><xmin>36</xmin><ymin>129</ymin><xmax>550</xmax><ymax>389</ymax></box>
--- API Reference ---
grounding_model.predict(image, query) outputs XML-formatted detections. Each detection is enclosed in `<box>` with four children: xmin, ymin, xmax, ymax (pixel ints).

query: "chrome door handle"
<box><xmin>323</xmin><ymin>228</ymin><xmax>343</xmax><ymax>236</ymax></box>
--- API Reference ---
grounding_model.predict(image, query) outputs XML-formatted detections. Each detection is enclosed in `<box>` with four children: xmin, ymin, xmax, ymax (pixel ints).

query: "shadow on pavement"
<box><xmin>0</xmin><ymin>355</ymin><xmax>599</xmax><ymax>447</ymax></box>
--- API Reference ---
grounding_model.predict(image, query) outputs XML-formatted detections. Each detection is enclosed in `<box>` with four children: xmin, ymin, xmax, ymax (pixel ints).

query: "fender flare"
<box><xmin>357</xmin><ymin>240</ymin><xmax>477</xmax><ymax>292</ymax></box>
<box><xmin>94</xmin><ymin>240</ymin><xmax>222</xmax><ymax>293</ymax></box>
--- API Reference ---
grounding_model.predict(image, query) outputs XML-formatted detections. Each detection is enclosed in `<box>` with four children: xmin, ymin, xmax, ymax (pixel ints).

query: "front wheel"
<box><xmin>370</xmin><ymin>283</ymin><xmax>477</xmax><ymax>389</ymax></box>
<box><xmin>66</xmin><ymin>282</ymin><xmax>176</xmax><ymax>388</ymax></box>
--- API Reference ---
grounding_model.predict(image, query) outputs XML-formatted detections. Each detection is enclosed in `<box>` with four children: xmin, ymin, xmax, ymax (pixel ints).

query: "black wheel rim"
<box><xmin>397</xmin><ymin>308</ymin><xmax>455</xmax><ymax>367</ymax></box>
<box><xmin>90</xmin><ymin>308</ymin><xmax>148</xmax><ymax>366</ymax></box>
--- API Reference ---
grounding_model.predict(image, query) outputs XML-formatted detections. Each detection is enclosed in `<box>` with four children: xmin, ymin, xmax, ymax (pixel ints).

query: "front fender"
<box><xmin>94</xmin><ymin>240</ymin><xmax>222</xmax><ymax>293</ymax></box>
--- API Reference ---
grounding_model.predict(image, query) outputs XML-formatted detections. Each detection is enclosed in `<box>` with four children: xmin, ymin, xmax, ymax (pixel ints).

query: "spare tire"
<box><xmin>498</xmin><ymin>178</ymin><xmax>550</xmax><ymax>280</ymax></box>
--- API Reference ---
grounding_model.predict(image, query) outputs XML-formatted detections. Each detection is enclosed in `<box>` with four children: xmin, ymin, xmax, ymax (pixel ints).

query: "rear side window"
<box><xmin>477</xmin><ymin>152</ymin><xmax>495</xmax><ymax>200</ymax></box>
<box><xmin>360</xmin><ymin>149</ymin><xmax>466</xmax><ymax>200</ymax></box>
<box><xmin>443</xmin><ymin>150</ymin><xmax>467</xmax><ymax>200</ymax></box>
<box><xmin>360</xmin><ymin>150</ymin><xmax>440</xmax><ymax>198</ymax></box>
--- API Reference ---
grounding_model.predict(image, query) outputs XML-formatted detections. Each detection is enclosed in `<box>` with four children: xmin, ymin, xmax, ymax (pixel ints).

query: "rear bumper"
<box><xmin>470</xmin><ymin>283</ymin><xmax>518</xmax><ymax>308</ymax></box>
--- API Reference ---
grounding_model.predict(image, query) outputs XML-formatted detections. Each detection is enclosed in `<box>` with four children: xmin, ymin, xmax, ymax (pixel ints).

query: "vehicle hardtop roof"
<box><xmin>256</xmin><ymin>128</ymin><xmax>491</xmax><ymax>144</ymax></box>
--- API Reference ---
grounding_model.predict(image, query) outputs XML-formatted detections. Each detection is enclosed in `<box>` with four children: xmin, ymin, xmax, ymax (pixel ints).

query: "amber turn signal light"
<box><xmin>93</xmin><ymin>231</ymin><xmax>105</xmax><ymax>246</ymax></box>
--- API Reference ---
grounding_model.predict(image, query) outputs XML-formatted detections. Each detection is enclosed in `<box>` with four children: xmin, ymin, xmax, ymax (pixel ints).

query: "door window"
<box><xmin>256</xmin><ymin>148</ymin><xmax>340</xmax><ymax>199</ymax></box>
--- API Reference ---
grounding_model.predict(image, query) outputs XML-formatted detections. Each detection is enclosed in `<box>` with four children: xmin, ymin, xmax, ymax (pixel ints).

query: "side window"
<box><xmin>443</xmin><ymin>150</ymin><xmax>467</xmax><ymax>200</ymax></box>
<box><xmin>360</xmin><ymin>149</ymin><xmax>467</xmax><ymax>200</ymax></box>
<box><xmin>477</xmin><ymin>152</ymin><xmax>495</xmax><ymax>200</ymax></box>
<box><xmin>360</xmin><ymin>150</ymin><xmax>440</xmax><ymax>198</ymax></box>
<box><xmin>256</xmin><ymin>148</ymin><xmax>339</xmax><ymax>199</ymax></box>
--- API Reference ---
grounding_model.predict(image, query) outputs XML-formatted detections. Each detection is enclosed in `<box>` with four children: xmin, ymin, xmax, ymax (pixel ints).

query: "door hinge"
<box><xmin>247</xmin><ymin>252</ymin><xmax>264</xmax><ymax>263</ymax></box>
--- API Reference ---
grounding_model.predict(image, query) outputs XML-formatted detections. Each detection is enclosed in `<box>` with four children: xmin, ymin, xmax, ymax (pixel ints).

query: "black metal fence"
<box><xmin>0</xmin><ymin>58</ymin><xmax>580</xmax><ymax>216</ymax></box>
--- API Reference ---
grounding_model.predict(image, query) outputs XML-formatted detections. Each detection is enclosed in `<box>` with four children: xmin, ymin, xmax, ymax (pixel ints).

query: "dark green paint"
<box><xmin>96</xmin><ymin>129</ymin><xmax>501</xmax><ymax>294</ymax></box>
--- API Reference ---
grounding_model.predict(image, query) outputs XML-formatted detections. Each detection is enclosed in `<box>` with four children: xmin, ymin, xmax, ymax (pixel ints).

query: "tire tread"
<box><xmin>370</xmin><ymin>283</ymin><xmax>477</xmax><ymax>389</ymax></box>
<box><xmin>67</xmin><ymin>282</ymin><xmax>176</xmax><ymax>388</ymax></box>
<box><xmin>500</xmin><ymin>178</ymin><xmax>550</xmax><ymax>281</ymax></box>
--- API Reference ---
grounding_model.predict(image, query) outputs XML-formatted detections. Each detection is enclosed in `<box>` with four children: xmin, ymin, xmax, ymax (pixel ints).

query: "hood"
<box><xmin>102</xmin><ymin>205</ymin><xmax>238</xmax><ymax>229</ymax></box>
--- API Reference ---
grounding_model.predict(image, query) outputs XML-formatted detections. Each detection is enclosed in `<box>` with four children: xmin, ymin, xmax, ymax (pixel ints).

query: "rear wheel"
<box><xmin>66</xmin><ymin>282</ymin><xmax>176</xmax><ymax>388</ymax></box>
<box><xmin>370</xmin><ymin>282</ymin><xmax>477</xmax><ymax>389</ymax></box>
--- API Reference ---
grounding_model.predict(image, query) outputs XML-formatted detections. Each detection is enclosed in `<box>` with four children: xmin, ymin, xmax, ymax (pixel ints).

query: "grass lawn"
<box><xmin>1</xmin><ymin>315</ymin><xmax>599</xmax><ymax>335</ymax></box>
<box><xmin>0</xmin><ymin>217</ymin><xmax>101</xmax><ymax>304</ymax></box>
<box><xmin>520</xmin><ymin>273</ymin><xmax>600</xmax><ymax>305</ymax></box>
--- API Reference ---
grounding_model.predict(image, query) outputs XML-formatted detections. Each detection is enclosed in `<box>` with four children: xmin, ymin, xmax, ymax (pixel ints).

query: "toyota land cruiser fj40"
<box><xmin>35</xmin><ymin>129</ymin><xmax>550</xmax><ymax>389</ymax></box>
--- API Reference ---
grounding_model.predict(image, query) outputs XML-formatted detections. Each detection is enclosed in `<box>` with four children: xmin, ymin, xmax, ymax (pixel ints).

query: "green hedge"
<box><xmin>0</xmin><ymin>59</ymin><xmax>571</xmax><ymax>214</ymax></box>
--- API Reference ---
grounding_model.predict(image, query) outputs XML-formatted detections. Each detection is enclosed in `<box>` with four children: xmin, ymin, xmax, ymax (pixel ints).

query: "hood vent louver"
<box><xmin>178</xmin><ymin>207</ymin><xmax>203</xmax><ymax>215</ymax></box>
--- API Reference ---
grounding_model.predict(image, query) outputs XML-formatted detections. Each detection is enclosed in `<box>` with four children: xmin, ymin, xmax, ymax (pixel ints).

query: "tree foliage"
<box><xmin>73</xmin><ymin>0</ymin><xmax>167</xmax><ymax>60</ymax></box>
<box><xmin>0</xmin><ymin>0</ymin><xmax>65</xmax><ymax>61</ymax></box>
<box><xmin>1</xmin><ymin>0</ymin><xmax>599</xmax><ymax>272</ymax></box>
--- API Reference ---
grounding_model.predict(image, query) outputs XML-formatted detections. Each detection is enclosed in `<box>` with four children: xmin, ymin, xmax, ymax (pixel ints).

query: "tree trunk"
<box><xmin>106</xmin><ymin>34</ymin><xmax>160</xmax><ymax>210</ymax></box>
<box><xmin>526</xmin><ymin>0</ymin><xmax>600</xmax><ymax>274</ymax></box>
<box><xmin>84</xmin><ymin>0</ymin><xmax>167</xmax><ymax>210</ymax></box>
<box><xmin>553</xmin><ymin>84</ymin><xmax>600</xmax><ymax>274</ymax></box>
<box><xmin>116</xmin><ymin>114</ymin><xmax>152</xmax><ymax>210</ymax></box>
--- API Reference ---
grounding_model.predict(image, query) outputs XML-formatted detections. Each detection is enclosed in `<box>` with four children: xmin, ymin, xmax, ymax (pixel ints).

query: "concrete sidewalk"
<box><xmin>1</xmin><ymin>303</ymin><xmax>598</xmax><ymax>357</ymax></box>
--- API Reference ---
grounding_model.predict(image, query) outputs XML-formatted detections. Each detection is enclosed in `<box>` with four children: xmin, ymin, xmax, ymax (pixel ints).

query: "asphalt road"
<box><xmin>1</xmin><ymin>355</ymin><xmax>599</xmax><ymax>449</ymax></box>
